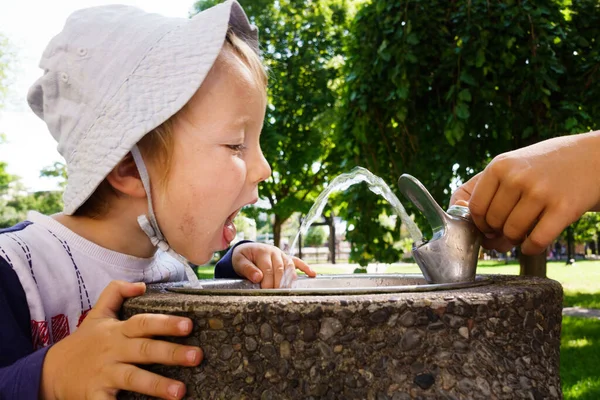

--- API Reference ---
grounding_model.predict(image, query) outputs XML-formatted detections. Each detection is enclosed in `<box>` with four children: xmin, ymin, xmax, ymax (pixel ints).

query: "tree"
<box><xmin>334</xmin><ymin>0</ymin><xmax>600</xmax><ymax>273</ymax></box>
<box><xmin>40</xmin><ymin>162</ymin><xmax>68</xmax><ymax>188</ymax></box>
<box><xmin>304</xmin><ymin>225</ymin><xmax>326</xmax><ymax>247</ymax></box>
<box><xmin>0</xmin><ymin>163</ymin><xmax>65</xmax><ymax>228</ymax></box>
<box><xmin>0</xmin><ymin>35</ymin><xmax>65</xmax><ymax>227</ymax></box>
<box><xmin>0</xmin><ymin>188</ymin><xmax>63</xmax><ymax>228</ymax></box>
<box><xmin>194</xmin><ymin>0</ymin><xmax>350</xmax><ymax>248</ymax></box>
<box><xmin>0</xmin><ymin>33</ymin><xmax>22</xmax><ymax>226</ymax></box>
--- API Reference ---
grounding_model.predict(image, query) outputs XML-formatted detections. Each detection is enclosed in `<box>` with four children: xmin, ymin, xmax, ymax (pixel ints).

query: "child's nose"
<box><xmin>251</xmin><ymin>150</ymin><xmax>271</xmax><ymax>184</ymax></box>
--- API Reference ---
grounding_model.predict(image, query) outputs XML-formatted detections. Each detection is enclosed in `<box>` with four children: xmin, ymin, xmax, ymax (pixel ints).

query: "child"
<box><xmin>0</xmin><ymin>1</ymin><xmax>315</xmax><ymax>399</ymax></box>
<box><xmin>451</xmin><ymin>130</ymin><xmax>600</xmax><ymax>254</ymax></box>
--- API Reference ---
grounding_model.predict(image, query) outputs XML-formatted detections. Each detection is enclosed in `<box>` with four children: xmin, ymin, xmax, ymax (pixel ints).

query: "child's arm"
<box><xmin>40</xmin><ymin>281</ymin><xmax>202</xmax><ymax>400</ymax></box>
<box><xmin>451</xmin><ymin>130</ymin><xmax>600</xmax><ymax>254</ymax></box>
<box><xmin>214</xmin><ymin>240</ymin><xmax>253</xmax><ymax>279</ymax></box>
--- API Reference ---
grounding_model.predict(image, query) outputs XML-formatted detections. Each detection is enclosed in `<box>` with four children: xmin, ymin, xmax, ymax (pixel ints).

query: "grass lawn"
<box><xmin>561</xmin><ymin>316</ymin><xmax>600</xmax><ymax>399</ymax></box>
<box><xmin>196</xmin><ymin>259</ymin><xmax>600</xmax><ymax>398</ymax></box>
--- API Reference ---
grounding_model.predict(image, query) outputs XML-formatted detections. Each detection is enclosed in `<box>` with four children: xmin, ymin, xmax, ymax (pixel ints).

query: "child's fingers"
<box><xmin>292</xmin><ymin>256</ymin><xmax>316</xmax><ymax>277</ymax></box>
<box><xmin>111</xmin><ymin>364</ymin><xmax>186</xmax><ymax>400</ymax></box>
<box><xmin>122</xmin><ymin>314</ymin><xmax>193</xmax><ymax>338</ymax></box>
<box><xmin>255</xmin><ymin>252</ymin><xmax>274</xmax><ymax>288</ymax></box>
<box><xmin>89</xmin><ymin>281</ymin><xmax>146</xmax><ymax>319</ymax></box>
<box><xmin>123</xmin><ymin>338</ymin><xmax>201</xmax><ymax>367</ymax></box>
<box><xmin>233</xmin><ymin>256</ymin><xmax>263</xmax><ymax>284</ymax></box>
<box><xmin>271</xmin><ymin>252</ymin><xmax>285</xmax><ymax>288</ymax></box>
<box><xmin>91</xmin><ymin>392</ymin><xmax>116</xmax><ymax>400</ymax></box>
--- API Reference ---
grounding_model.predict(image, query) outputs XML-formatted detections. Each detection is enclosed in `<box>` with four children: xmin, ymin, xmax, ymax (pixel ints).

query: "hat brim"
<box><xmin>63</xmin><ymin>0</ymin><xmax>257</xmax><ymax>215</ymax></box>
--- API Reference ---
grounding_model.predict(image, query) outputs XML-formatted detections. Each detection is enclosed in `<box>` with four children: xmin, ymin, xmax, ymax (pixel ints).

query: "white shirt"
<box><xmin>0</xmin><ymin>211</ymin><xmax>185</xmax><ymax>348</ymax></box>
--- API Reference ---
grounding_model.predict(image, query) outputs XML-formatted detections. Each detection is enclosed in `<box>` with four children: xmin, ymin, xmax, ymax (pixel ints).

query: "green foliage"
<box><xmin>0</xmin><ymin>162</ymin><xmax>65</xmax><ymax>228</ymax></box>
<box><xmin>568</xmin><ymin>212</ymin><xmax>600</xmax><ymax>244</ymax></box>
<box><xmin>0</xmin><ymin>189</ymin><xmax>63</xmax><ymax>228</ymax></box>
<box><xmin>303</xmin><ymin>225</ymin><xmax>326</xmax><ymax>247</ymax></box>
<box><xmin>40</xmin><ymin>162</ymin><xmax>67</xmax><ymax>188</ymax></box>
<box><xmin>337</xmin><ymin>184</ymin><xmax>403</xmax><ymax>266</ymax></box>
<box><xmin>194</xmin><ymin>0</ymin><xmax>351</xmax><ymax>246</ymax></box>
<box><xmin>334</xmin><ymin>0</ymin><xmax>600</xmax><ymax>264</ymax></box>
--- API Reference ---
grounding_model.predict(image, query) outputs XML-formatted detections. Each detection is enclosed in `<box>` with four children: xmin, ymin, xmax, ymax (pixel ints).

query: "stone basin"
<box><xmin>120</xmin><ymin>274</ymin><xmax>563</xmax><ymax>399</ymax></box>
<box><xmin>168</xmin><ymin>274</ymin><xmax>491</xmax><ymax>296</ymax></box>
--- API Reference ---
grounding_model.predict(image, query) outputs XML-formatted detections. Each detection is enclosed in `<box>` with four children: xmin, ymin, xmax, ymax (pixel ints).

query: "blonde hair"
<box><xmin>74</xmin><ymin>30</ymin><xmax>267</xmax><ymax>218</ymax></box>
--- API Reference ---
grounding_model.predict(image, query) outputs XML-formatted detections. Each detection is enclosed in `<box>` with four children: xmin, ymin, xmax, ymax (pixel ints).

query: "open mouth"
<box><xmin>221</xmin><ymin>199</ymin><xmax>258</xmax><ymax>249</ymax></box>
<box><xmin>222</xmin><ymin>209</ymin><xmax>240</xmax><ymax>248</ymax></box>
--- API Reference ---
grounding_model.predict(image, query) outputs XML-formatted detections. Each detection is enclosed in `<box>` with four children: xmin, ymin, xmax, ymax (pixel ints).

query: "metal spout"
<box><xmin>398</xmin><ymin>174</ymin><xmax>481</xmax><ymax>283</ymax></box>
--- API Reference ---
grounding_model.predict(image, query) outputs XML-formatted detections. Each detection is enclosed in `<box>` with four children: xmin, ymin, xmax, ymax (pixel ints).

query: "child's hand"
<box><xmin>450</xmin><ymin>131</ymin><xmax>600</xmax><ymax>255</ymax></box>
<box><xmin>41</xmin><ymin>281</ymin><xmax>202</xmax><ymax>400</ymax></box>
<box><xmin>231</xmin><ymin>242</ymin><xmax>317</xmax><ymax>288</ymax></box>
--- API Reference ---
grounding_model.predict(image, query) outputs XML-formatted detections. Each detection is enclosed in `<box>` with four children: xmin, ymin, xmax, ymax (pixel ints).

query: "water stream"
<box><xmin>280</xmin><ymin>167</ymin><xmax>423</xmax><ymax>288</ymax></box>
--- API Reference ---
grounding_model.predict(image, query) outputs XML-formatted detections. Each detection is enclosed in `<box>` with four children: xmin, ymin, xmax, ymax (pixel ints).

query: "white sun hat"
<box><xmin>27</xmin><ymin>1</ymin><xmax>259</xmax><ymax>282</ymax></box>
<box><xmin>27</xmin><ymin>0</ymin><xmax>258</xmax><ymax>215</ymax></box>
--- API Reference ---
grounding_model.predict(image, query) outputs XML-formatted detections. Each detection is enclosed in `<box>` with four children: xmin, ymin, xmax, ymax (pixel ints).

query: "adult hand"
<box><xmin>450</xmin><ymin>131</ymin><xmax>600</xmax><ymax>254</ymax></box>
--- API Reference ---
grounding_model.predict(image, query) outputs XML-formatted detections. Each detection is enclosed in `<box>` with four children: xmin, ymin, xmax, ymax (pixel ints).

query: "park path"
<box><xmin>562</xmin><ymin>307</ymin><xmax>600</xmax><ymax>319</ymax></box>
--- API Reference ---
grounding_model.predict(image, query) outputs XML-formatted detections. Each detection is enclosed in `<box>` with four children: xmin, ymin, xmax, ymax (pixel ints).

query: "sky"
<box><xmin>0</xmin><ymin>0</ymin><xmax>198</xmax><ymax>191</ymax></box>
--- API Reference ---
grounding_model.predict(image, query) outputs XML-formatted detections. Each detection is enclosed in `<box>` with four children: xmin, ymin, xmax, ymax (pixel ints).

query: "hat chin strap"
<box><xmin>130</xmin><ymin>145</ymin><xmax>199</xmax><ymax>284</ymax></box>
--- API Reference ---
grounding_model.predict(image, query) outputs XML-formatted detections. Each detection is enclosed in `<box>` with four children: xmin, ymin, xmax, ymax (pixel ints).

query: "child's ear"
<box><xmin>105</xmin><ymin>153</ymin><xmax>146</xmax><ymax>199</ymax></box>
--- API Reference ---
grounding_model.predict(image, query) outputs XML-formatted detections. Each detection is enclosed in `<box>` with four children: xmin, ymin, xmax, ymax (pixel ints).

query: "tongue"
<box><xmin>223</xmin><ymin>219</ymin><xmax>237</xmax><ymax>244</ymax></box>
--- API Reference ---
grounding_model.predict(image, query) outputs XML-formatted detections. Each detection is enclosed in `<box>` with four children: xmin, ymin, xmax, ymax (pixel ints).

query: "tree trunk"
<box><xmin>273</xmin><ymin>214</ymin><xmax>282</xmax><ymax>249</ymax></box>
<box><xmin>519</xmin><ymin>249</ymin><xmax>547</xmax><ymax>278</ymax></box>
<box><xmin>566</xmin><ymin>225</ymin><xmax>575</xmax><ymax>263</ymax></box>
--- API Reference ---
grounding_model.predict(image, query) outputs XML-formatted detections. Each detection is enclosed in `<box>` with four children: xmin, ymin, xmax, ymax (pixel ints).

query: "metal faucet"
<box><xmin>398</xmin><ymin>174</ymin><xmax>481</xmax><ymax>284</ymax></box>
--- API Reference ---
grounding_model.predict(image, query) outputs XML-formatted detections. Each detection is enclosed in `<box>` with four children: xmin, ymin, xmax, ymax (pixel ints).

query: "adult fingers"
<box><xmin>122</xmin><ymin>314</ymin><xmax>194</xmax><ymax>338</ymax></box>
<box><xmin>469</xmin><ymin>170</ymin><xmax>500</xmax><ymax>236</ymax></box>
<box><xmin>449</xmin><ymin>173</ymin><xmax>481</xmax><ymax>206</ymax></box>
<box><xmin>502</xmin><ymin>196</ymin><xmax>545</xmax><ymax>245</ymax></box>
<box><xmin>484</xmin><ymin>183</ymin><xmax>521</xmax><ymax>232</ymax></box>
<box><xmin>111</xmin><ymin>364</ymin><xmax>186</xmax><ymax>400</ymax></box>
<box><xmin>521</xmin><ymin>207</ymin><xmax>573</xmax><ymax>255</ymax></box>
<box><xmin>481</xmin><ymin>236</ymin><xmax>514</xmax><ymax>253</ymax></box>
<box><xmin>292</xmin><ymin>256</ymin><xmax>316</xmax><ymax>277</ymax></box>
<box><xmin>121</xmin><ymin>338</ymin><xmax>202</xmax><ymax>367</ymax></box>
<box><xmin>89</xmin><ymin>281</ymin><xmax>146</xmax><ymax>319</ymax></box>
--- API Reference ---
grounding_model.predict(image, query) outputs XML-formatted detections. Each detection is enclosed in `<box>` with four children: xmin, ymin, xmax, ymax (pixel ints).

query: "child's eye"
<box><xmin>226</xmin><ymin>144</ymin><xmax>247</xmax><ymax>154</ymax></box>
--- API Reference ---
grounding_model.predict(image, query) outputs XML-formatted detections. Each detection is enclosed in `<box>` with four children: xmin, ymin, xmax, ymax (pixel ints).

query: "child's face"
<box><xmin>151</xmin><ymin>51</ymin><xmax>271</xmax><ymax>265</ymax></box>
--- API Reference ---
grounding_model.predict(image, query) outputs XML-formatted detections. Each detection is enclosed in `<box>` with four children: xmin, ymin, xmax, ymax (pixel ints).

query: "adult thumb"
<box><xmin>449</xmin><ymin>172</ymin><xmax>481</xmax><ymax>207</ymax></box>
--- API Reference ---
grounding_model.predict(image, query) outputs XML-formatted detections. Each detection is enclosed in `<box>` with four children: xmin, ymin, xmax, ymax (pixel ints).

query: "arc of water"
<box><xmin>280</xmin><ymin>167</ymin><xmax>423</xmax><ymax>288</ymax></box>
